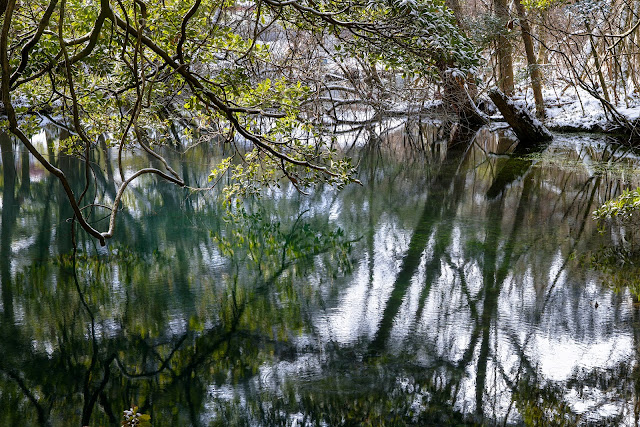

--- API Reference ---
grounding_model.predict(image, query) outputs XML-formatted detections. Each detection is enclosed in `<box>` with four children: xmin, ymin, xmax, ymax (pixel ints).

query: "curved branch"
<box><xmin>176</xmin><ymin>0</ymin><xmax>201</xmax><ymax>63</ymax></box>
<box><xmin>68</xmin><ymin>0</ymin><xmax>111</xmax><ymax>64</ymax></box>
<box><xmin>2</xmin><ymin>0</ymin><xmax>106</xmax><ymax>245</ymax></box>
<box><xmin>9</xmin><ymin>0</ymin><xmax>58</xmax><ymax>86</ymax></box>
<box><xmin>134</xmin><ymin>124</ymin><xmax>182</xmax><ymax>181</ymax></box>
<box><xmin>100</xmin><ymin>168</ymin><xmax>185</xmax><ymax>240</ymax></box>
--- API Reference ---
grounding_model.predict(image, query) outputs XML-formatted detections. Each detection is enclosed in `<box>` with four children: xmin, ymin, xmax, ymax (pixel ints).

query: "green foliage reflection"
<box><xmin>214</xmin><ymin>206</ymin><xmax>353</xmax><ymax>285</ymax></box>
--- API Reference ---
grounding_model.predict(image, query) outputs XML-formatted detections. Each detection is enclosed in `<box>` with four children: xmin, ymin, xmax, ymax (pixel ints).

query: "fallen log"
<box><xmin>489</xmin><ymin>88</ymin><xmax>552</xmax><ymax>149</ymax></box>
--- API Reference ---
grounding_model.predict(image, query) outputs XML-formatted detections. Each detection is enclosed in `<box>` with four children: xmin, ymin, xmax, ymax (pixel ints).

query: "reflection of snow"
<box><xmin>30</xmin><ymin>129</ymin><xmax>48</xmax><ymax>149</ymax></box>
<box><xmin>565</xmin><ymin>387</ymin><xmax>632</xmax><ymax>424</ymax></box>
<box><xmin>533</xmin><ymin>333</ymin><xmax>633</xmax><ymax>382</ymax></box>
<box><xmin>314</xmin><ymin>215</ymin><xmax>412</xmax><ymax>344</ymax></box>
<box><xmin>168</xmin><ymin>312</ymin><xmax>188</xmax><ymax>336</ymax></box>
<box><xmin>10</xmin><ymin>236</ymin><xmax>36</xmax><ymax>253</ymax></box>
<box><xmin>306</xmin><ymin>133</ymin><xmax>640</xmax><ymax>422</ymax></box>
<box><xmin>257</xmin><ymin>354</ymin><xmax>324</xmax><ymax>392</ymax></box>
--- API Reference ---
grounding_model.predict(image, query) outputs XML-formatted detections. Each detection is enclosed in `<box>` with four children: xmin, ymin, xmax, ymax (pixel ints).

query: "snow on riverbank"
<box><xmin>492</xmin><ymin>85</ymin><xmax>640</xmax><ymax>132</ymax></box>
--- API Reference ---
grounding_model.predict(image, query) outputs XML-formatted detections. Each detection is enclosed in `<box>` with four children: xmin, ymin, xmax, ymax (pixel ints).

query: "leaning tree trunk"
<box><xmin>514</xmin><ymin>0</ymin><xmax>545</xmax><ymax>118</ymax></box>
<box><xmin>489</xmin><ymin>88</ymin><xmax>552</xmax><ymax>148</ymax></box>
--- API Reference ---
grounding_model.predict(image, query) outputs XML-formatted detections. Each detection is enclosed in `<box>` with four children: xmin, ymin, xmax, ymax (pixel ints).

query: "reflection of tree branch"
<box><xmin>444</xmin><ymin>256</ymin><xmax>479</xmax><ymax>321</ymax></box>
<box><xmin>493</xmin><ymin>354</ymin><xmax>524</xmax><ymax>425</ymax></box>
<box><xmin>71</xmin><ymin>218</ymin><xmax>116</xmax><ymax>426</ymax></box>
<box><xmin>99</xmin><ymin>391</ymin><xmax>117</xmax><ymax>424</ymax></box>
<box><xmin>114</xmin><ymin>335</ymin><xmax>188</xmax><ymax>379</ymax></box>
<box><xmin>82</xmin><ymin>353</ymin><xmax>115</xmax><ymax>427</ymax></box>
<box><xmin>0</xmin><ymin>368</ymin><xmax>48</xmax><ymax>425</ymax></box>
<box><xmin>369</xmin><ymin>144</ymin><xmax>468</xmax><ymax>357</ymax></box>
<box><xmin>503</xmin><ymin>330</ymin><xmax>537</xmax><ymax>379</ymax></box>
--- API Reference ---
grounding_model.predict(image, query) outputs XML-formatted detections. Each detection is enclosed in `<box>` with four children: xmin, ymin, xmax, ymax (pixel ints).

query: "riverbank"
<box><xmin>499</xmin><ymin>86</ymin><xmax>640</xmax><ymax>135</ymax></box>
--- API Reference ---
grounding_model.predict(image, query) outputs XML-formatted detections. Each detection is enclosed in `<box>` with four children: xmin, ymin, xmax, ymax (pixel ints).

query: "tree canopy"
<box><xmin>0</xmin><ymin>0</ymin><xmax>476</xmax><ymax>244</ymax></box>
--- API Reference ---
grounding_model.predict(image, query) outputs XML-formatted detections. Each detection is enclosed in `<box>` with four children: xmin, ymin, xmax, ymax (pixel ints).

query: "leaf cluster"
<box><xmin>593</xmin><ymin>187</ymin><xmax>640</xmax><ymax>223</ymax></box>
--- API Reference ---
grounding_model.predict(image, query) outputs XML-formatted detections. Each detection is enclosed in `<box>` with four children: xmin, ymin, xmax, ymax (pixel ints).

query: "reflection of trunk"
<box><xmin>99</xmin><ymin>135</ymin><xmax>114</xmax><ymax>185</ymax></box>
<box><xmin>32</xmin><ymin>133</ymin><xmax>58</xmax><ymax>258</ymax></box>
<box><xmin>19</xmin><ymin>147</ymin><xmax>29</xmax><ymax>194</ymax></box>
<box><xmin>1</xmin><ymin>133</ymin><xmax>17</xmax><ymax>323</ymax></box>
<box><xmin>368</xmin><ymin>146</ymin><xmax>466</xmax><ymax>355</ymax></box>
<box><xmin>477</xmin><ymin>166</ymin><xmax>534</xmax><ymax>417</ymax></box>
<box><xmin>366</xmin><ymin>144</ymin><xmax>378</xmax><ymax>294</ymax></box>
<box><xmin>367</xmin><ymin>193</ymin><xmax>442</xmax><ymax>354</ymax></box>
<box><xmin>514</xmin><ymin>0</ymin><xmax>545</xmax><ymax>118</ymax></box>
<box><xmin>413</xmin><ymin>163</ymin><xmax>467</xmax><ymax>322</ymax></box>
<box><xmin>495</xmin><ymin>173</ymin><xmax>534</xmax><ymax>286</ymax></box>
<box><xmin>56</xmin><ymin>136</ymin><xmax>75</xmax><ymax>254</ymax></box>
<box><xmin>486</xmin><ymin>157</ymin><xmax>533</xmax><ymax>198</ymax></box>
<box><xmin>495</xmin><ymin>0</ymin><xmax>514</xmax><ymax>95</ymax></box>
<box><xmin>475</xmin><ymin>199</ymin><xmax>501</xmax><ymax>417</ymax></box>
<box><xmin>35</xmin><ymin>178</ymin><xmax>55</xmax><ymax>260</ymax></box>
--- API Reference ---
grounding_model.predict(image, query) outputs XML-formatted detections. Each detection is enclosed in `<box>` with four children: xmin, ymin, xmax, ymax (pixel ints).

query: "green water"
<box><xmin>1</xmin><ymin>124</ymin><xmax>640</xmax><ymax>425</ymax></box>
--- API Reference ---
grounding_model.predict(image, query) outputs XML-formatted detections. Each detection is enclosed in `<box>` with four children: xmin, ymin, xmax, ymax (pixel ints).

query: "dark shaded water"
<box><xmin>1</xmin><ymin>123</ymin><xmax>640</xmax><ymax>425</ymax></box>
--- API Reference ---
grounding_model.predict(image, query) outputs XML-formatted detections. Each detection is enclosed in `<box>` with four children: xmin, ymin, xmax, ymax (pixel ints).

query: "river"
<box><xmin>0</xmin><ymin>122</ymin><xmax>639</xmax><ymax>425</ymax></box>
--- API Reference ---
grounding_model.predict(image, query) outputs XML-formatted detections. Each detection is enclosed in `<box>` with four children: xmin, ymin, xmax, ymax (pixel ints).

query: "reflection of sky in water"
<box><xmin>287</xmin><ymin>133</ymin><xmax>640</xmax><ymax>421</ymax></box>
<box><xmin>315</xmin><ymin>217</ymin><xmax>412</xmax><ymax>343</ymax></box>
<box><xmin>308</xmin><ymin>202</ymin><xmax>637</xmax><ymax>419</ymax></box>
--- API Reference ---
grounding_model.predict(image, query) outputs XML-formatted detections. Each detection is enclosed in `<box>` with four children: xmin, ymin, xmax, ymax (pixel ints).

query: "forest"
<box><xmin>3</xmin><ymin>0</ymin><xmax>640</xmax><ymax>425</ymax></box>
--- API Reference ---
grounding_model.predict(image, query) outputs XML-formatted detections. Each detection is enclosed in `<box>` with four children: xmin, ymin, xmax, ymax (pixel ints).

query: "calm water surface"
<box><xmin>1</xmin><ymin>124</ymin><xmax>640</xmax><ymax>425</ymax></box>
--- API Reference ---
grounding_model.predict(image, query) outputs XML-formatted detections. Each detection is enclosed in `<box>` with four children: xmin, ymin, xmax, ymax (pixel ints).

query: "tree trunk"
<box><xmin>446</xmin><ymin>0</ymin><xmax>465</xmax><ymax>31</ymax></box>
<box><xmin>489</xmin><ymin>88</ymin><xmax>552</xmax><ymax>147</ymax></box>
<box><xmin>495</xmin><ymin>0</ymin><xmax>514</xmax><ymax>95</ymax></box>
<box><xmin>442</xmin><ymin>70</ymin><xmax>489</xmax><ymax>126</ymax></box>
<box><xmin>585</xmin><ymin>21</ymin><xmax>611</xmax><ymax>104</ymax></box>
<box><xmin>441</xmin><ymin>0</ymin><xmax>488</xmax><ymax>126</ymax></box>
<box><xmin>514</xmin><ymin>0</ymin><xmax>545</xmax><ymax>118</ymax></box>
<box><xmin>536</xmin><ymin>11</ymin><xmax>548</xmax><ymax>65</ymax></box>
